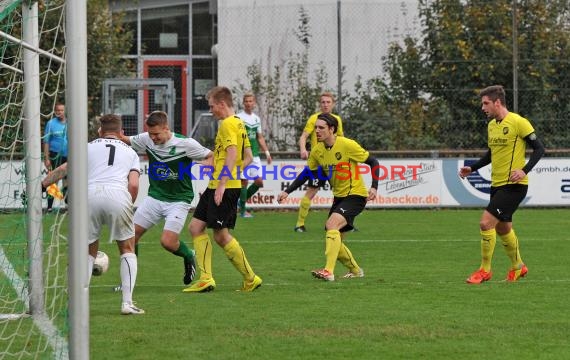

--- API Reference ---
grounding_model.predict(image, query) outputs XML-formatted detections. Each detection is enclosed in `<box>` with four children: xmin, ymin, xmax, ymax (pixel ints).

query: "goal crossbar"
<box><xmin>0</xmin><ymin>29</ymin><xmax>65</xmax><ymax>64</ymax></box>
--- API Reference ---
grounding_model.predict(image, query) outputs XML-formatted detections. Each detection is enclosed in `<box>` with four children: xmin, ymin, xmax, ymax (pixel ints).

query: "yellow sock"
<box><xmin>480</xmin><ymin>229</ymin><xmax>496</xmax><ymax>272</ymax></box>
<box><xmin>296</xmin><ymin>196</ymin><xmax>311</xmax><ymax>227</ymax></box>
<box><xmin>223</xmin><ymin>238</ymin><xmax>254</xmax><ymax>280</ymax></box>
<box><xmin>337</xmin><ymin>242</ymin><xmax>360</xmax><ymax>273</ymax></box>
<box><xmin>193</xmin><ymin>233</ymin><xmax>213</xmax><ymax>279</ymax></box>
<box><xmin>500</xmin><ymin>229</ymin><xmax>524</xmax><ymax>270</ymax></box>
<box><xmin>324</xmin><ymin>230</ymin><xmax>341</xmax><ymax>273</ymax></box>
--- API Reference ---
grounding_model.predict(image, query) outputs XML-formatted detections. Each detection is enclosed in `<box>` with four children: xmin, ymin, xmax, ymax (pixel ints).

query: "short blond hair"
<box><xmin>207</xmin><ymin>86</ymin><xmax>234</xmax><ymax>107</ymax></box>
<box><xmin>320</xmin><ymin>91</ymin><xmax>335</xmax><ymax>102</ymax></box>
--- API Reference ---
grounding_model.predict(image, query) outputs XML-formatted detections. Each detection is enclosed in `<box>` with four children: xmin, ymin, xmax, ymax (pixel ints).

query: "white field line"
<box><xmin>236</xmin><ymin>238</ymin><xmax>568</xmax><ymax>244</ymax></box>
<box><xmin>0</xmin><ymin>246</ymin><xmax>69</xmax><ymax>359</ymax></box>
<box><xmin>89</xmin><ymin>277</ymin><xmax>570</xmax><ymax>289</ymax></box>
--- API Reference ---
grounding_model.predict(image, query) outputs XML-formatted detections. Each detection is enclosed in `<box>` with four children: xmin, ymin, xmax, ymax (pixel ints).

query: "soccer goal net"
<box><xmin>0</xmin><ymin>0</ymin><xmax>69</xmax><ymax>358</ymax></box>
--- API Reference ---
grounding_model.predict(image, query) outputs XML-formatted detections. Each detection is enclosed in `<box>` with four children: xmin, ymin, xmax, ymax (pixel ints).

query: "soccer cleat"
<box><xmin>294</xmin><ymin>225</ymin><xmax>306</xmax><ymax>233</ymax></box>
<box><xmin>182</xmin><ymin>278</ymin><xmax>216</xmax><ymax>293</ymax></box>
<box><xmin>239</xmin><ymin>275</ymin><xmax>263</xmax><ymax>292</ymax></box>
<box><xmin>121</xmin><ymin>302</ymin><xmax>145</xmax><ymax>315</ymax></box>
<box><xmin>183</xmin><ymin>250</ymin><xmax>197</xmax><ymax>285</ymax></box>
<box><xmin>342</xmin><ymin>268</ymin><xmax>364</xmax><ymax>279</ymax></box>
<box><xmin>311</xmin><ymin>268</ymin><xmax>335</xmax><ymax>281</ymax></box>
<box><xmin>466</xmin><ymin>268</ymin><xmax>492</xmax><ymax>284</ymax></box>
<box><xmin>240</xmin><ymin>211</ymin><xmax>254</xmax><ymax>218</ymax></box>
<box><xmin>506</xmin><ymin>264</ymin><xmax>528</xmax><ymax>282</ymax></box>
<box><xmin>112</xmin><ymin>285</ymin><xmax>122</xmax><ymax>292</ymax></box>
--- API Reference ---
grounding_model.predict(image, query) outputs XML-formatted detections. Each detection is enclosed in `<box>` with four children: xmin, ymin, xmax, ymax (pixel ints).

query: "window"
<box><xmin>192</xmin><ymin>2</ymin><xmax>214</xmax><ymax>55</ymax></box>
<box><xmin>141</xmin><ymin>5</ymin><xmax>189</xmax><ymax>55</ymax></box>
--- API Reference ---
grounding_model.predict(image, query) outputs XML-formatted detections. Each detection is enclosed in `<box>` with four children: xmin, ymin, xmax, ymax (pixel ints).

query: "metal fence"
<box><xmin>218</xmin><ymin>0</ymin><xmax>570</xmax><ymax>152</ymax></box>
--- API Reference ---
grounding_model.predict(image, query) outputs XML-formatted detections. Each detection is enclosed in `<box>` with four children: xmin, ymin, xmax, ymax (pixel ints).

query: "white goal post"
<box><xmin>0</xmin><ymin>0</ymin><xmax>88</xmax><ymax>358</ymax></box>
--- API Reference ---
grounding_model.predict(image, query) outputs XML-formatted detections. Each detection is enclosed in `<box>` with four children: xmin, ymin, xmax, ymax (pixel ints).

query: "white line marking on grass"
<box><xmin>237</xmin><ymin>238</ymin><xmax>567</xmax><ymax>244</ymax></box>
<box><xmin>89</xmin><ymin>277</ymin><xmax>570</xmax><ymax>289</ymax></box>
<box><xmin>0</xmin><ymin>246</ymin><xmax>69</xmax><ymax>359</ymax></box>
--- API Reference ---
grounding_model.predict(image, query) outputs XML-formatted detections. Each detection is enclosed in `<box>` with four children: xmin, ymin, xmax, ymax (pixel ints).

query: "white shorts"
<box><xmin>134</xmin><ymin>196</ymin><xmax>191</xmax><ymax>234</ymax></box>
<box><xmin>242</xmin><ymin>156</ymin><xmax>262</xmax><ymax>180</ymax></box>
<box><xmin>88</xmin><ymin>186</ymin><xmax>134</xmax><ymax>244</ymax></box>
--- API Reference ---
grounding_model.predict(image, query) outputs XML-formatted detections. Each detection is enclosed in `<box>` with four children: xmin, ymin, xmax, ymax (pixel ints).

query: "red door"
<box><xmin>143</xmin><ymin>60</ymin><xmax>188</xmax><ymax>135</ymax></box>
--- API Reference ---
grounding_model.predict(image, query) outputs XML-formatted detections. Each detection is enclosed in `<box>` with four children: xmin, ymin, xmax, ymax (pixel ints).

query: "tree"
<box><xmin>86</xmin><ymin>0</ymin><xmax>134</xmax><ymax>139</ymax></box>
<box><xmin>416</xmin><ymin>0</ymin><xmax>570</xmax><ymax>148</ymax></box>
<box><xmin>348</xmin><ymin>0</ymin><xmax>570</xmax><ymax>150</ymax></box>
<box><xmin>234</xmin><ymin>6</ymin><xmax>329</xmax><ymax>151</ymax></box>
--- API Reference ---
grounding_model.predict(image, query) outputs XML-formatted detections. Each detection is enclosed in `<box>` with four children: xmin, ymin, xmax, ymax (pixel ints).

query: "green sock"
<box><xmin>238</xmin><ymin>186</ymin><xmax>247</xmax><ymax>215</ymax></box>
<box><xmin>246</xmin><ymin>183</ymin><xmax>260</xmax><ymax>199</ymax></box>
<box><xmin>173</xmin><ymin>241</ymin><xmax>193</xmax><ymax>259</ymax></box>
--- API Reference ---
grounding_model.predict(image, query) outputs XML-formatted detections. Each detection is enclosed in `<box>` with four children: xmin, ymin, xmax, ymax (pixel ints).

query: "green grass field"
<box><xmin>86</xmin><ymin>208</ymin><xmax>570</xmax><ymax>360</ymax></box>
<box><xmin>2</xmin><ymin>208</ymin><xmax>570</xmax><ymax>359</ymax></box>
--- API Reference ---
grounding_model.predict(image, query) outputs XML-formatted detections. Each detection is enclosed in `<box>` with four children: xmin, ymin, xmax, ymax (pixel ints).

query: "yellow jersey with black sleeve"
<box><xmin>488</xmin><ymin>112</ymin><xmax>535</xmax><ymax>187</ymax></box>
<box><xmin>208</xmin><ymin>115</ymin><xmax>251</xmax><ymax>189</ymax></box>
<box><xmin>307</xmin><ymin>136</ymin><xmax>369</xmax><ymax>198</ymax></box>
<box><xmin>303</xmin><ymin>112</ymin><xmax>344</xmax><ymax>149</ymax></box>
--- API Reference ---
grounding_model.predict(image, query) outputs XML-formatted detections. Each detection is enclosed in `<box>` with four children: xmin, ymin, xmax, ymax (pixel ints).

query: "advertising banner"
<box><xmin>2</xmin><ymin>158</ymin><xmax>570</xmax><ymax>209</ymax></box>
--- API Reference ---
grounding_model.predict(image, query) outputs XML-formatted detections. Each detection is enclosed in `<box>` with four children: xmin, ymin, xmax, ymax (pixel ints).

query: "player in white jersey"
<box><xmin>237</xmin><ymin>92</ymin><xmax>272</xmax><ymax>218</ymax></box>
<box><xmin>121</xmin><ymin>111</ymin><xmax>213</xmax><ymax>287</ymax></box>
<box><xmin>88</xmin><ymin>114</ymin><xmax>144</xmax><ymax>315</ymax></box>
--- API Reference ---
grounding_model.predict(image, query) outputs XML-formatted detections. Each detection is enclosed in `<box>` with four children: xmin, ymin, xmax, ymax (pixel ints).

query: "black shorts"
<box><xmin>329</xmin><ymin>195</ymin><xmax>367</xmax><ymax>232</ymax></box>
<box><xmin>192</xmin><ymin>188</ymin><xmax>241</xmax><ymax>229</ymax></box>
<box><xmin>49</xmin><ymin>152</ymin><xmax>67</xmax><ymax>168</ymax></box>
<box><xmin>486</xmin><ymin>184</ymin><xmax>528</xmax><ymax>222</ymax></box>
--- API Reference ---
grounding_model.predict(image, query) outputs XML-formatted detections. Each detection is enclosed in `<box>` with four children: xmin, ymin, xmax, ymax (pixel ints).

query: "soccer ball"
<box><xmin>92</xmin><ymin>251</ymin><xmax>109</xmax><ymax>276</ymax></box>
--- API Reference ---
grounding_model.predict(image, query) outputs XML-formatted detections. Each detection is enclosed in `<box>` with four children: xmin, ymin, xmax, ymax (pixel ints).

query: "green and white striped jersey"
<box><xmin>130</xmin><ymin>132</ymin><xmax>210</xmax><ymax>203</ymax></box>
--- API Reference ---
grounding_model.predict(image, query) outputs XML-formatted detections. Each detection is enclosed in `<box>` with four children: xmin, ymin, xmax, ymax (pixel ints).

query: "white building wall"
<box><xmin>217</xmin><ymin>0</ymin><xmax>420</xmax><ymax>92</ymax></box>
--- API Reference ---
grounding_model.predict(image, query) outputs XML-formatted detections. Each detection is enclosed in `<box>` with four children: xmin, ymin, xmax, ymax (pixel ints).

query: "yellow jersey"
<box><xmin>208</xmin><ymin>115</ymin><xmax>251</xmax><ymax>189</ymax></box>
<box><xmin>488</xmin><ymin>112</ymin><xmax>535</xmax><ymax>187</ymax></box>
<box><xmin>303</xmin><ymin>112</ymin><xmax>344</xmax><ymax>149</ymax></box>
<box><xmin>307</xmin><ymin>136</ymin><xmax>369</xmax><ymax>198</ymax></box>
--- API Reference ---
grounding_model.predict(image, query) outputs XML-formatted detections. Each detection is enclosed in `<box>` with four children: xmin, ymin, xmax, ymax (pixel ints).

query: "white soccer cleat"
<box><xmin>342</xmin><ymin>268</ymin><xmax>364</xmax><ymax>279</ymax></box>
<box><xmin>121</xmin><ymin>302</ymin><xmax>145</xmax><ymax>315</ymax></box>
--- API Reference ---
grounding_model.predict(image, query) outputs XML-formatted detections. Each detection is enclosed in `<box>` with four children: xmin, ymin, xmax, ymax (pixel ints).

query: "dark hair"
<box><xmin>99</xmin><ymin>114</ymin><xmax>122</xmax><ymax>132</ymax></box>
<box><xmin>317</xmin><ymin>113</ymin><xmax>338</xmax><ymax>134</ymax></box>
<box><xmin>146</xmin><ymin>111</ymin><xmax>169</xmax><ymax>127</ymax></box>
<box><xmin>479</xmin><ymin>85</ymin><xmax>506</xmax><ymax>106</ymax></box>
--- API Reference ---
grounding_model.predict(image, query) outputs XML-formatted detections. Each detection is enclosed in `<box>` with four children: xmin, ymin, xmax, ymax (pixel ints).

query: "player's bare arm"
<box><xmin>299</xmin><ymin>131</ymin><xmax>310</xmax><ymax>160</ymax></box>
<box><xmin>215</xmin><ymin>145</ymin><xmax>237</xmax><ymax>205</ymax></box>
<box><xmin>119</xmin><ymin>132</ymin><xmax>131</xmax><ymax>145</ymax></box>
<box><xmin>195</xmin><ymin>151</ymin><xmax>214</xmax><ymax>166</ymax></box>
<box><xmin>42</xmin><ymin>162</ymin><xmax>68</xmax><ymax>187</ymax></box>
<box><xmin>257</xmin><ymin>132</ymin><xmax>272</xmax><ymax>164</ymax></box>
<box><xmin>127</xmin><ymin>170</ymin><xmax>140</xmax><ymax>203</ymax></box>
<box><xmin>243</xmin><ymin>147</ymin><xmax>253</xmax><ymax>168</ymax></box>
<box><xmin>43</xmin><ymin>142</ymin><xmax>52</xmax><ymax>170</ymax></box>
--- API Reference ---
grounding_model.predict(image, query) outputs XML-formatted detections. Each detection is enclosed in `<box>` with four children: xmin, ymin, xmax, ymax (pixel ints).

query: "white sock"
<box><xmin>88</xmin><ymin>254</ymin><xmax>95</xmax><ymax>284</ymax></box>
<box><xmin>120</xmin><ymin>253</ymin><xmax>138</xmax><ymax>304</ymax></box>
